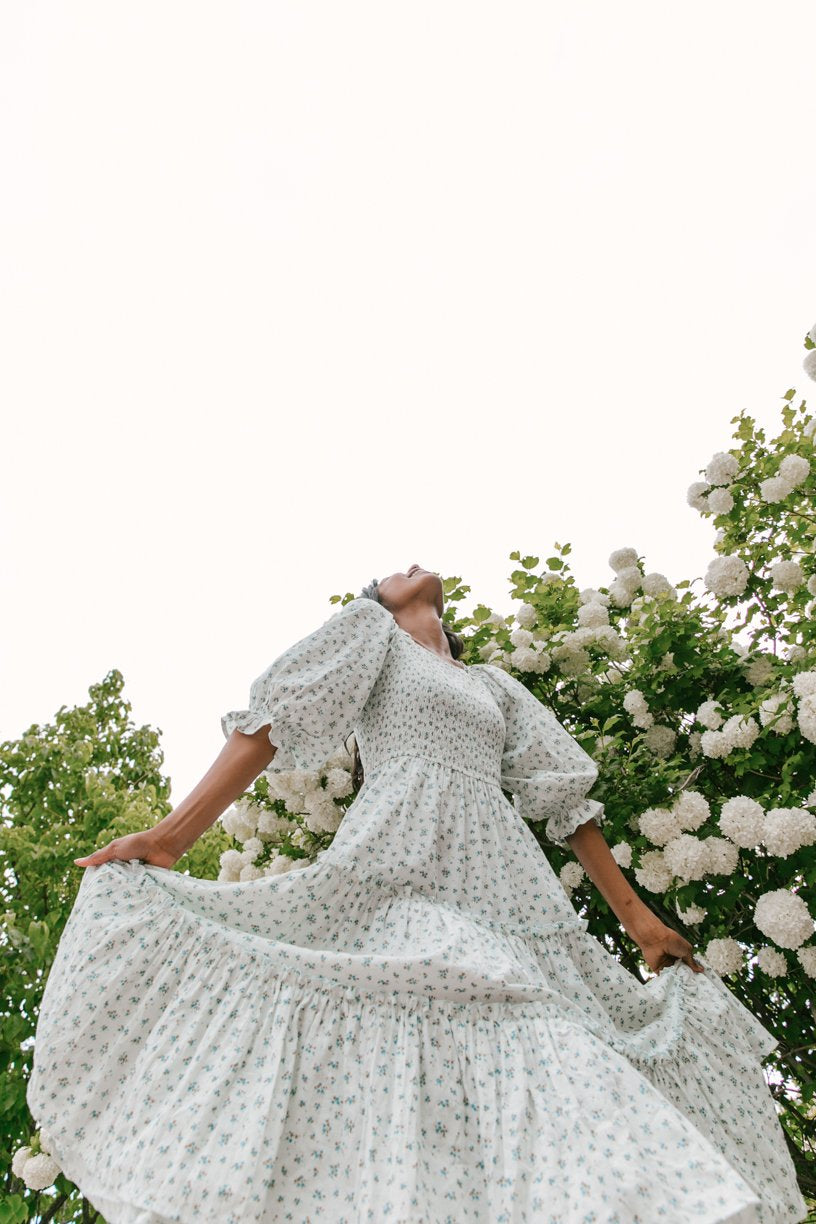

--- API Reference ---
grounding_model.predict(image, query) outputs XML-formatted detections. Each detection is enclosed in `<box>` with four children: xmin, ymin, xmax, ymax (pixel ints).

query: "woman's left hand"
<box><xmin>634</xmin><ymin>921</ymin><xmax>705</xmax><ymax>975</ymax></box>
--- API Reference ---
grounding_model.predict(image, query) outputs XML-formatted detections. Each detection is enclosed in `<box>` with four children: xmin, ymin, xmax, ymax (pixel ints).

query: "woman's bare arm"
<box><xmin>74</xmin><ymin>727</ymin><xmax>277</xmax><ymax>868</ymax></box>
<box><xmin>565</xmin><ymin>818</ymin><xmax>660</xmax><ymax>941</ymax></box>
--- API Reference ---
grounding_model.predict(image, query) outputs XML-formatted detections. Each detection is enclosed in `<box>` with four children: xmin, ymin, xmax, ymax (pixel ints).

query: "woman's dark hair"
<box><xmin>345</xmin><ymin>577</ymin><xmax>465</xmax><ymax>790</ymax></box>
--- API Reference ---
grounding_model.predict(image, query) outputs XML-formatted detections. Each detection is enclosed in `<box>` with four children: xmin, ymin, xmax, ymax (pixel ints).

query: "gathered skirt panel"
<box><xmin>26</xmin><ymin>857</ymin><xmax>807</xmax><ymax>1223</ymax></box>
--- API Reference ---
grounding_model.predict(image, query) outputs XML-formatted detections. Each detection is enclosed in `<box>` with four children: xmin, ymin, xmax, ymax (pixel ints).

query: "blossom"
<box><xmin>770</xmin><ymin>560</ymin><xmax>805</xmax><ymax>593</ymax></box>
<box><xmin>634</xmin><ymin>849</ymin><xmax>673</xmax><ymax>893</ymax></box>
<box><xmin>778</xmin><ymin>453</ymin><xmax>810</xmax><ymax>486</ymax></box>
<box><xmin>720</xmin><ymin>713</ymin><xmax>760</xmax><ymax>751</ymax></box>
<box><xmin>704</xmin><ymin>837</ymin><xmax>740</xmax><ymax>875</ymax></box>
<box><xmin>609</xmin><ymin>547</ymin><xmax>639</xmax><ymax>573</ymax></box>
<box><xmin>758</xmin><ymin>692</ymin><xmax>794</xmax><ymax>734</ymax></box>
<box><xmin>687</xmin><ymin>481</ymin><xmax>710</xmax><ymax>511</ymax></box>
<box><xmin>797</xmin><ymin>945</ymin><xmax>816</xmax><ymax>978</ymax></box>
<box><xmin>792</xmin><ymin>670</ymin><xmax>816</xmax><ymax>698</ymax></box>
<box><xmin>579</xmin><ymin>588</ymin><xmax>610</xmax><ymax>606</ymax></box>
<box><xmin>759</xmin><ymin>475</ymin><xmax>794</xmax><ymax>503</ymax></box>
<box><xmin>700</xmin><ymin>729</ymin><xmax>731</xmax><ymax>758</ymax></box>
<box><xmin>676</xmin><ymin>901</ymin><xmax>706</xmax><ymax>925</ymax></box>
<box><xmin>623</xmin><ymin>689</ymin><xmax>654</xmax><ymax>729</ymax></box>
<box><xmin>704</xmin><ymin>937</ymin><xmax>744</xmax><ymax>976</ymax></box>
<box><xmin>239</xmin><ymin>863</ymin><xmax>264</xmax><ymax>881</ymax></box>
<box><xmin>265</xmin><ymin>853</ymin><xmax>300</xmax><ymax>876</ymax></box>
<box><xmin>17</xmin><ymin>1151</ymin><xmax>62</xmax><ymax>1191</ymax></box>
<box><xmin>705</xmin><ymin>451</ymin><xmax>740</xmax><ymax>485</ymax></box>
<box><xmin>797</xmin><ymin>693</ymin><xmax>816</xmax><ymax>744</ymax></box>
<box><xmin>673</xmin><ymin>790</ymin><xmax>711</xmax><ymax>832</ymax></box>
<box><xmin>756</xmin><ymin>946</ymin><xmax>788</xmax><ymax>978</ymax></box>
<box><xmin>324</xmin><ymin>767</ymin><xmax>354</xmax><ymax>799</ymax></box>
<box><xmin>218</xmin><ymin>848</ymin><xmax>246</xmax><ymax>881</ymax></box>
<box><xmin>696</xmin><ymin>699</ymin><xmax>724</xmax><ymax>730</ymax></box>
<box><xmin>704</xmin><ymin>555</ymin><xmax>749</xmax><ymax>598</ymax></box>
<box><xmin>641</xmin><ymin>572</ymin><xmax>676</xmax><ymax>598</ymax></box>
<box><xmin>510</xmin><ymin>627</ymin><xmax>534</xmax><ymax>648</ymax></box>
<box><xmin>638</xmin><ymin>807</ymin><xmax>683</xmax><ymax>846</ymax></box>
<box><xmin>663</xmin><ymin>834</ymin><xmax>710</xmax><ymax>881</ymax></box>
<box><xmin>643</xmin><ymin>724</ymin><xmax>677</xmax><ymax>758</ymax></box>
<box><xmin>611</xmin><ymin>841</ymin><xmax>632</xmax><ymax>868</ymax></box>
<box><xmin>718</xmin><ymin>796</ymin><xmax>765</xmax><ymax>848</ymax></box>
<box><xmin>577</xmin><ymin>601</ymin><xmax>609</xmax><ymax>628</ymax></box>
<box><xmin>743</xmin><ymin>654</ymin><xmax>775</xmax><ymax>687</ymax></box>
<box><xmin>762</xmin><ymin>807</ymin><xmax>816</xmax><ymax>857</ymax></box>
<box><xmin>11</xmin><ymin>1146</ymin><xmax>32</xmax><ymax>1177</ymax></box>
<box><xmin>559</xmin><ymin>861</ymin><xmax>586</xmax><ymax>894</ymax></box>
<box><xmin>487</xmin><ymin>612</ymin><xmax>507</xmax><ymax>627</ymax></box>
<box><xmin>753</xmin><ymin>889</ymin><xmax>814</xmax><ymax>949</ymax></box>
<box><xmin>515</xmin><ymin>602</ymin><xmax>538</xmax><ymax>628</ymax></box>
<box><xmin>706</xmin><ymin>488</ymin><xmax>734</xmax><ymax>515</ymax></box>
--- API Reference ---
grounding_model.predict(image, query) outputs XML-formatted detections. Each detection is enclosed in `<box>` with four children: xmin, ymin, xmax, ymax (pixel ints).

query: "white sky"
<box><xmin>2</xmin><ymin>2</ymin><xmax>815</xmax><ymax>804</ymax></box>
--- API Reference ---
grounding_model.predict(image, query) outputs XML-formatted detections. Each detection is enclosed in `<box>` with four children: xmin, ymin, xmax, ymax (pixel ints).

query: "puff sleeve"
<box><xmin>478</xmin><ymin>664</ymin><xmax>605</xmax><ymax>849</ymax></box>
<box><xmin>220</xmin><ymin>597</ymin><xmax>396</xmax><ymax>773</ymax></box>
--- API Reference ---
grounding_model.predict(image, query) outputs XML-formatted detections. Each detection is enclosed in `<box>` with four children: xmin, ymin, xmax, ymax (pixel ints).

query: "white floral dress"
<box><xmin>27</xmin><ymin>598</ymin><xmax>807</xmax><ymax>1224</ymax></box>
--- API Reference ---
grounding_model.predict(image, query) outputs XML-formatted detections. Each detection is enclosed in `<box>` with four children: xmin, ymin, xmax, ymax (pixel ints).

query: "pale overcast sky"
<box><xmin>2</xmin><ymin>2</ymin><xmax>815</xmax><ymax>804</ymax></box>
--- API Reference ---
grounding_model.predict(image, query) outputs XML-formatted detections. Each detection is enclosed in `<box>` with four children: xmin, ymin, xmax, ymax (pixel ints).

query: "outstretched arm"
<box><xmin>74</xmin><ymin>727</ymin><xmax>277</xmax><ymax>870</ymax></box>
<box><xmin>566</xmin><ymin>819</ymin><xmax>704</xmax><ymax>975</ymax></box>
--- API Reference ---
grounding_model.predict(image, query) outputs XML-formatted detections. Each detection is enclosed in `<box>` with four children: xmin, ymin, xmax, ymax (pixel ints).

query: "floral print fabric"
<box><xmin>27</xmin><ymin>598</ymin><xmax>807</xmax><ymax>1222</ymax></box>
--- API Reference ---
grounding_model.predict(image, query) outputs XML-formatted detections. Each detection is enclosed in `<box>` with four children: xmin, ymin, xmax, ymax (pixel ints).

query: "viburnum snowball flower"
<box><xmin>687</xmin><ymin>481</ymin><xmax>710</xmax><ymax>511</ymax></box>
<box><xmin>793</xmin><ymin>670</ymin><xmax>816</xmax><ymax>698</ymax></box>
<box><xmin>778</xmin><ymin>453</ymin><xmax>811</xmax><ymax>486</ymax></box>
<box><xmin>743</xmin><ymin>654</ymin><xmax>776</xmax><ymax>687</ymax></box>
<box><xmin>609</xmin><ymin>547</ymin><xmax>639</xmax><ymax>573</ymax></box>
<box><xmin>797</xmin><ymin>945</ymin><xmax>816</xmax><ymax>977</ymax></box>
<box><xmin>770</xmin><ymin>560</ymin><xmax>805</xmax><ymax>593</ymax></box>
<box><xmin>577</xmin><ymin>601</ymin><xmax>609</xmax><ymax>628</ymax></box>
<box><xmin>642</xmin><ymin>572</ymin><xmax>676</xmax><ymax>598</ymax></box>
<box><xmin>510</xmin><ymin>627</ymin><xmax>534</xmax><ymax>648</ymax></box>
<box><xmin>706</xmin><ymin>488</ymin><xmax>734</xmax><ymax>515</ymax></box>
<box><xmin>704</xmin><ymin>555</ymin><xmax>750</xmax><ymax>598</ymax></box>
<box><xmin>220</xmin><ymin>805</ymin><xmax>257</xmax><ymax>844</ymax></box>
<box><xmin>688</xmin><ymin>730</ymin><xmax>703</xmax><ymax>756</ymax></box>
<box><xmin>20</xmin><ymin>1152</ymin><xmax>62</xmax><ymax>1191</ymax></box>
<box><xmin>11</xmin><ymin>1146</ymin><xmax>32</xmax><ymax>1177</ymax></box>
<box><xmin>700</xmin><ymin>729</ymin><xmax>730</xmax><ymax>758</ymax></box>
<box><xmin>756</xmin><ymin>946</ymin><xmax>788</xmax><ymax>978</ymax></box>
<box><xmin>510</xmin><ymin>645</ymin><xmax>541</xmax><ymax>672</ymax></box>
<box><xmin>754</xmin><ymin>889</ymin><xmax>815</xmax><ymax>949</ymax></box>
<box><xmin>38</xmin><ymin>1129</ymin><xmax>55</xmax><ymax>1158</ymax></box>
<box><xmin>805</xmin><ymin>417</ymin><xmax>816</xmax><ymax>438</ymax></box>
<box><xmin>696</xmin><ymin>699</ymin><xmax>724</xmax><ymax>730</ymax></box>
<box><xmin>663</xmin><ymin>834</ymin><xmax>710</xmax><ymax>881</ymax></box>
<box><xmin>218</xmin><ymin>848</ymin><xmax>246</xmax><ymax>882</ymax></box>
<box><xmin>721</xmin><ymin>714</ymin><xmax>760</xmax><ymax>751</ymax></box>
<box><xmin>611</xmin><ymin>841</ymin><xmax>633</xmax><ymax>868</ymax></box>
<box><xmin>479</xmin><ymin>641</ymin><xmax>498</xmax><ymax>660</ymax></box>
<box><xmin>643</xmin><ymin>724</ymin><xmax>677</xmax><ymax>758</ymax></box>
<box><xmin>515</xmin><ymin>602</ymin><xmax>538</xmax><ymax>628</ymax></box>
<box><xmin>704</xmin><ymin>837</ymin><xmax>740</xmax><ymax>875</ymax></box>
<box><xmin>796</xmin><ymin>692</ymin><xmax>816</xmax><ymax>744</ymax></box>
<box><xmin>808</xmin><ymin>575</ymin><xmax>816</xmax><ymax>597</ymax></box>
<box><xmin>718</xmin><ymin>796</ymin><xmax>766</xmax><ymax>848</ymax></box>
<box><xmin>805</xmin><ymin>787</ymin><xmax>816</xmax><ymax>808</ymax></box>
<box><xmin>324</xmin><ymin>767</ymin><xmax>354</xmax><ymax>799</ymax></box>
<box><xmin>608</xmin><ymin>579</ymin><xmax>638</xmax><ymax>608</ymax></box>
<box><xmin>705</xmin><ymin>451</ymin><xmax>740</xmax><ymax>486</ymax></box>
<box><xmin>705</xmin><ymin>937</ymin><xmax>744</xmax><ymax>976</ymax></box>
<box><xmin>672</xmin><ymin>790</ymin><xmax>711</xmax><ymax>832</ymax></box>
<box><xmin>487</xmin><ymin>612</ymin><xmax>507</xmax><ymax>627</ymax></box>
<box><xmin>759</xmin><ymin>475</ymin><xmax>794</xmax><ymax>503</ymax></box>
<box><xmin>762</xmin><ymin>807</ymin><xmax>816</xmax><ymax>857</ymax></box>
<box><xmin>676</xmin><ymin>901</ymin><xmax>706</xmax><ymax>925</ymax></box>
<box><xmin>579</xmin><ymin>587</ymin><xmax>610</xmax><ymax>606</ymax></box>
<box><xmin>634</xmin><ymin>849</ymin><xmax>674</xmax><ymax>893</ymax></box>
<box><xmin>240</xmin><ymin>836</ymin><xmax>264</xmax><ymax>860</ymax></box>
<box><xmin>559</xmin><ymin>861</ymin><xmax>586</xmax><ymax>894</ymax></box>
<box><xmin>759</xmin><ymin>692</ymin><xmax>794</xmax><ymax>734</ymax></box>
<box><xmin>265</xmin><ymin>853</ymin><xmax>299</xmax><ymax>876</ymax></box>
<box><xmin>639</xmin><ymin>807</ymin><xmax>683</xmax><ymax>846</ymax></box>
<box><xmin>239</xmin><ymin>863</ymin><xmax>264</xmax><ymax>881</ymax></box>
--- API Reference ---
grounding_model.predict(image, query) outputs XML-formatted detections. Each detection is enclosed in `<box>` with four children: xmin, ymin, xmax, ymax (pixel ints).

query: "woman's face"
<box><xmin>377</xmin><ymin>564</ymin><xmax>444</xmax><ymax>616</ymax></box>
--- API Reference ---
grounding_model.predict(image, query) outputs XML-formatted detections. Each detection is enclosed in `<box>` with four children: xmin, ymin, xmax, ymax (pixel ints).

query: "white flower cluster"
<box><xmin>687</xmin><ymin>451</ymin><xmax>740</xmax><ymax>517</ymax></box>
<box><xmin>758</xmin><ymin>692</ymin><xmax>794</xmax><ymax>734</ymax></box>
<box><xmin>559</xmin><ymin>861</ymin><xmax>586</xmax><ymax>895</ymax></box>
<box><xmin>623</xmin><ymin>689</ymin><xmax>653</xmax><ymax>729</ymax></box>
<box><xmin>663</xmin><ymin>833</ymin><xmax>739</xmax><ymax>882</ymax></box>
<box><xmin>793</xmin><ymin>669</ymin><xmax>816</xmax><ymax>744</ymax></box>
<box><xmin>716</xmin><ymin>794</ymin><xmax>816</xmax><ymax>856</ymax></box>
<box><xmin>676</xmin><ymin>900</ymin><xmax>706</xmax><ymax>925</ymax></box>
<box><xmin>699</xmin><ymin>713</ymin><xmax>760</xmax><ymax>759</ymax></box>
<box><xmin>756</xmin><ymin>945</ymin><xmax>788</xmax><ymax>978</ymax></box>
<box><xmin>704</xmin><ymin>936</ymin><xmax>744</xmax><ymax>976</ymax></box>
<box><xmin>754</xmin><ymin>889</ymin><xmax>814</xmax><ymax>949</ymax></box>
<box><xmin>633</xmin><ymin>849</ymin><xmax>673</xmax><ymax>893</ymax></box>
<box><xmin>759</xmin><ymin>453</ymin><xmax>811</xmax><ymax>503</ymax></box>
<box><xmin>610</xmin><ymin>841</ymin><xmax>632</xmax><ymax>868</ymax></box>
<box><xmin>695</xmin><ymin>699</ymin><xmax>724</xmax><ymax>729</ymax></box>
<box><xmin>798</xmin><ymin>945</ymin><xmax>816</xmax><ymax>978</ymax></box>
<box><xmin>704</xmin><ymin>554</ymin><xmax>750</xmax><ymax>599</ymax></box>
<box><xmin>769</xmin><ymin>559</ymin><xmax>805</xmax><ymax>593</ymax></box>
<box><xmin>515</xmin><ymin>602</ymin><xmax>538</xmax><ymax>628</ymax></box>
<box><xmin>12</xmin><ymin>1131</ymin><xmax>61</xmax><ymax>1190</ymax></box>
<box><xmin>742</xmin><ymin>654</ymin><xmax>775</xmax><ymax>687</ymax></box>
<box><xmin>508</xmin><ymin>625</ymin><xmax>552</xmax><ymax>675</ymax></box>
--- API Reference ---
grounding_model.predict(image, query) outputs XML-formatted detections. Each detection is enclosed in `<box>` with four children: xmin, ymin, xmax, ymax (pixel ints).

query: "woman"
<box><xmin>28</xmin><ymin>565</ymin><xmax>806</xmax><ymax>1222</ymax></box>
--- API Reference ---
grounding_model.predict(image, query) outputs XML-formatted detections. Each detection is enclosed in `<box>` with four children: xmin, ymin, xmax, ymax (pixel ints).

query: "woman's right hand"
<box><xmin>74</xmin><ymin>828</ymin><xmax>182</xmax><ymax>871</ymax></box>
